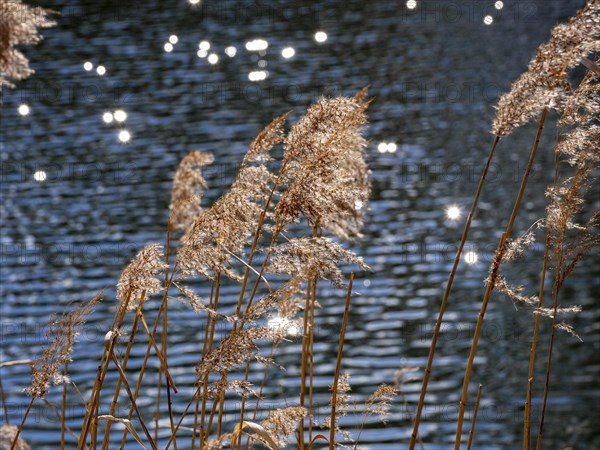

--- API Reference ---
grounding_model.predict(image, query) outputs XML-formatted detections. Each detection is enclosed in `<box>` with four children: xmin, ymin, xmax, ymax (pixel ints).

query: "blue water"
<box><xmin>1</xmin><ymin>0</ymin><xmax>598</xmax><ymax>448</ymax></box>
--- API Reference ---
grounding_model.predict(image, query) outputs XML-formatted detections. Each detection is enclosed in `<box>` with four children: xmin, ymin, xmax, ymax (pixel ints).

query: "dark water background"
<box><xmin>1</xmin><ymin>0</ymin><xmax>599</xmax><ymax>448</ymax></box>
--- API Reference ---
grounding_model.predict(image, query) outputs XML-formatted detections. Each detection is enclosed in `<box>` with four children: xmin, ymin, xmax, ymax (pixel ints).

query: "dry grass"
<box><xmin>1</xmin><ymin>2</ymin><xmax>598</xmax><ymax>450</ymax></box>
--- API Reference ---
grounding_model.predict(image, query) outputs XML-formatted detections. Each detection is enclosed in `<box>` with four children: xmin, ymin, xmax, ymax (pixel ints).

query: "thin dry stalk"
<box><xmin>534</xmin><ymin>289</ymin><xmax>560</xmax><ymax>450</ymax></box>
<box><xmin>163</xmin><ymin>300</ymin><xmax>179</xmax><ymax>449</ymax></box>
<box><xmin>329</xmin><ymin>273</ymin><xmax>354</xmax><ymax>450</ymax></box>
<box><xmin>523</xmin><ymin>228</ymin><xmax>551</xmax><ymax>450</ymax></box>
<box><xmin>108</xmin><ymin>352</ymin><xmax>158</xmax><ymax>450</ymax></box>
<box><xmin>0</xmin><ymin>380</ymin><xmax>9</xmax><ymax>426</ymax></box>
<box><xmin>192</xmin><ymin>280</ymin><xmax>217</xmax><ymax>450</ymax></box>
<box><xmin>454</xmin><ymin>107</ymin><xmax>548</xmax><ymax>450</ymax></box>
<box><xmin>409</xmin><ymin>135</ymin><xmax>500</xmax><ymax>449</ymax></box>
<box><xmin>298</xmin><ymin>278</ymin><xmax>312</xmax><ymax>449</ymax></box>
<box><xmin>466</xmin><ymin>384</ymin><xmax>483</xmax><ymax>450</ymax></box>
<box><xmin>41</xmin><ymin>398</ymin><xmax>79</xmax><ymax>443</ymax></box>
<box><xmin>60</xmin><ymin>357</ymin><xmax>68</xmax><ymax>450</ymax></box>
<box><xmin>118</xmin><ymin>271</ymin><xmax>179</xmax><ymax>447</ymax></box>
<box><xmin>101</xmin><ymin>294</ymin><xmax>147</xmax><ymax>449</ymax></box>
<box><xmin>307</xmin><ymin>275</ymin><xmax>318</xmax><ymax>443</ymax></box>
<box><xmin>8</xmin><ymin>400</ymin><xmax>34</xmax><ymax>450</ymax></box>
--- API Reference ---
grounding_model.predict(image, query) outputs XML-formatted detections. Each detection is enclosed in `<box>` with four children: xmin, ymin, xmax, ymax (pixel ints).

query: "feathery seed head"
<box><xmin>0</xmin><ymin>425</ymin><xmax>30</xmax><ymax>450</ymax></box>
<box><xmin>116</xmin><ymin>244</ymin><xmax>166</xmax><ymax>311</ymax></box>
<box><xmin>26</xmin><ymin>293</ymin><xmax>101</xmax><ymax>399</ymax></box>
<box><xmin>267</xmin><ymin>237</ymin><xmax>370</xmax><ymax>287</ymax></box>
<box><xmin>492</xmin><ymin>1</ymin><xmax>600</xmax><ymax>136</ymax></box>
<box><xmin>0</xmin><ymin>0</ymin><xmax>55</xmax><ymax>87</ymax></box>
<box><xmin>277</xmin><ymin>91</ymin><xmax>371</xmax><ymax>238</ymax></box>
<box><xmin>170</xmin><ymin>150</ymin><xmax>213</xmax><ymax>231</ymax></box>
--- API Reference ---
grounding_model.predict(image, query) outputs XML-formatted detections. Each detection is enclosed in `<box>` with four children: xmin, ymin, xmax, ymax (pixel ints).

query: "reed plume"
<box><xmin>177</xmin><ymin>126</ymin><xmax>281</xmax><ymax>280</ymax></box>
<box><xmin>260</xmin><ymin>407</ymin><xmax>307</xmax><ymax>448</ymax></box>
<box><xmin>116</xmin><ymin>243</ymin><xmax>167</xmax><ymax>311</ymax></box>
<box><xmin>0</xmin><ymin>0</ymin><xmax>55</xmax><ymax>87</ymax></box>
<box><xmin>169</xmin><ymin>150</ymin><xmax>214</xmax><ymax>231</ymax></box>
<box><xmin>0</xmin><ymin>425</ymin><xmax>29</xmax><ymax>450</ymax></box>
<box><xmin>267</xmin><ymin>237</ymin><xmax>370</xmax><ymax>288</ymax></box>
<box><xmin>492</xmin><ymin>0</ymin><xmax>600</xmax><ymax>136</ymax></box>
<box><xmin>7</xmin><ymin>294</ymin><xmax>101</xmax><ymax>450</ymax></box>
<box><xmin>26</xmin><ymin>293</ymin><xmax>102</xmax><ymax>400</ymax></box>
<box><xmin>276</xmin><ymin>91</ymin><xmax>370</xmax><ymax>238</ymax></box>
<box><xmin>325</xmin><ymin>372</ymin><xmax>352</xmax><ymax>442</ymax></box>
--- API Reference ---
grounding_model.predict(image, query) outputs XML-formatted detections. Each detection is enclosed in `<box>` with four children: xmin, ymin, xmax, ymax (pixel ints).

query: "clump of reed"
<box><xmin>409</xmin><ymin>1</ymin><xmax>599</xmax><ymax>449</ymax></box>
<box><xmin>2</xmin><ymin>89</ymin><xmax>400</xmax><ymax>450</ymax></box>
<box><xmin>1</xmin><ymin>2</ymin><xmax>598</xmax><ymax>449</ymax></box>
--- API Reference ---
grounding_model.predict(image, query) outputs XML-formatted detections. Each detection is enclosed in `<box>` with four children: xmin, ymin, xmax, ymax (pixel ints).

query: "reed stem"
<box><xmin>409</xmin><ymin>135</ymin><xmax>500</xmax><ymax>449</ymax></box>
<box><xmin>109</xmin><ymin>352</ymin><xmax>158</xmax><ymax>450</ymax></box>
<box><xmin>535</xmin><ymin>280</ymin><xmax>563</xmax><ymax>450</ymax></box>
<box><xmin>454</xmin><ymin>107</ymin><xmax>548</xmax><ymax>450</ymax></box>
<box><xmin>466</xmin><ymin>384</ymin><xmax>483</xmax><ymax>450</ymax></box>
<box><xmin>102</xmin><ymin>294</ymin><xmax>146</xmax><ymax>450</ymax></box>
<box><xmin>9</xmin><ymin>397</ymin><xmax>34</xmax><ymax>450</ymax></box>
<box><xmin>61</xmin><ymin>358</ymin><xmax>69</xmax><ymax>450</ymax></box>
<box><xmin>329</xmin><ymin>273</ymin><xmax>354</xmax><ymax>450</ymax></box>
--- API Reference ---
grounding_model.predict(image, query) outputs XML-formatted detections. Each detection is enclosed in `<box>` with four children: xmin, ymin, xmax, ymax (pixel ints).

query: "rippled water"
<box><xmin>1</xmin><ymin>1</ymin><xmax>598</xmax><ymax>449</ymax></box>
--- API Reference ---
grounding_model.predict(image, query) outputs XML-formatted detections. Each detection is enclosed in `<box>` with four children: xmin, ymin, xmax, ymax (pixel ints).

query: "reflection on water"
<box><xmin>1</xmin><ymin>0</ymin><xmax>597</xmax><ymax>449</ymax></box>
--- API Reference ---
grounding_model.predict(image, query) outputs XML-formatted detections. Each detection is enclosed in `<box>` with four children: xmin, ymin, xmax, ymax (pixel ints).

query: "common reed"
<box><xmin>4</xmin><ymin>89</ymin><xmax>400</xmax><ymax>450</ymax></box>
<box><xmin>409</xmin><ymin>2</ymin><xmax>599</xmax><ymax>450</ymax></box>
<box><xmin>2</xmin><ymin>2</ymin><xmax>599</xmax><ymax>449</ymax></box>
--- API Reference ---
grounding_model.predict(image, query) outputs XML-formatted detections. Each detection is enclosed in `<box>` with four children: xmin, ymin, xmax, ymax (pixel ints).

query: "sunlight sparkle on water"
<box><xmin>208</xmin><ymin>53</ymin><xmax>219</xmax><ymax>64</ymax></box>
<box><xmin>114</xmin><ymin>110</ymin><xmax>127</xmax><ymax>122</ymax></box>
<box><xmin>484</xmin><ymin>15</ymin><xmax>493</xmax><ymax>25</ymax></box>
<box><xmin>378</xmin><ymin>142</ymin><xmax>397</xmax><ymax>153</ymax></box>
<box><xmin>406</xmin><ymin>0</ymin><xmax>417</xmax><ymax>9</ymax></box>
<box><xmin>225</xmin><ymin>46</ymin><xmax>237</xmax><ymax>57</ymax></box>
<box><xmin>248</xmin><ymin>70</ymin><xmax>268</xmax><ymax>81</ymax></box>
<box><xmin>314</xmin><ymin>31</ymin><xmax>327</xmax><ymax>43</ymax></box>
<box><xmin>118</xmin><ymin>130</ymin><xmax>131</xmax><ymax>143</ymax></box>
<box><xmin>267</xmin><ymin>316</ymin><xmax>299</xmax><ymax>337</ymax></box>
<box><xmin>164</xmin><ymin>42</ymin><xmax>174</xmax><ymax>52</ymax></box>
<box><xmin>18</xmin><ymin>104</ymin><xmax>30</xmax><ymax>116</ymax></box>
<box><xmin>281</xmin><ymin>47</ymin><xmax>295</xmax><ymax>59</ymax></box>
<box><xmin>169</xmin><ymin>35</ymin><xmax>178</xmax><ymax>44</ymax></box>
<box><xmin>199</xmin><ymin>40</ymin><xmax>210</xmax><ymax>51</ymax></box>
<box><xmin>245</xmin><ymin>39</ymin><xmax>268</xmax><ymax>51</ymax></box>
<box><xmin>446</xmin><ymin>205</ymin><xmax>461</xmax><ymax>220</ymax></box>
<box><xmin>197</xmin><ymin>50</ymin><xmax>208</xmax><ymax>58</ymax></box>
<box><xmin>495</xmin><ymin>1</ymin><xmax>504</xmax><ymax>10</ymax></box>
<box><xmin>102</xmin><ymin>112</ymin><xmax>114</xmax><ymax>124</ymax></box>
<box><xmin>464</xmin><ymin>251</ymin><xmax>478</xmax><ymax>265</ymax></box>
<box><xmin>188</xmin><ymin>0</ymin><xmax>200</xmax><ymax>4</ymax></box>
<box><xmin>33</xmin><ymin>170</ymin><xmax>46</xmax><ymax>182</ymax></box>
<box><xmin>96</xmin><ymin>65</ymin><xmax>106</xmax><ymax>76</ymax></box>
<box><xmin>258</xmin><ymin>59</ymin><xmax>267</xmax><ymax>68</ymax></box>
<box><xmin>83</xmin><ymin>61</ymin><xmax>93</xmax><ymax>71</ymax></box>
